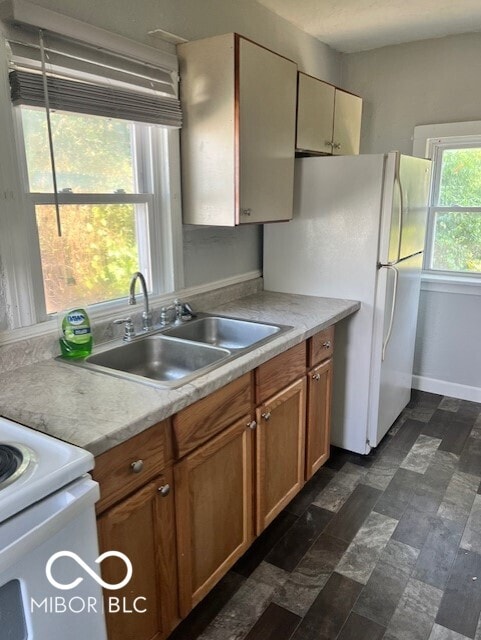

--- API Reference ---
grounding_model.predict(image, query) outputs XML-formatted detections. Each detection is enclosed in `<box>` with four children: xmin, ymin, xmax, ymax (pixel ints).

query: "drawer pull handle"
<box><xmin>322</xmin><ymin>341</ymin><xmax>331</xmax><ymax>349</ymax></box>
<box><xmin>312</xmin><ymin>373</ymin><xmax>321</xmax><ymax>381</ymax></box>
<box><xmin>158</xmin><ymin>484</ymin><xmax>171</xmax><ymax>497</ymax></box>
<box><xmin>247</xmin><ymin>420</ymin><xmax>257</xmax><ymax>430</ymax></box>
<box><xmin>130</xmin><ymin>459</ymin><xmax>144</xmax><ymax>473</ymax></box>
<box><xmin>261</xmin><ymin>412</ymin><xmax>271</xmax><ymax>421</ymax></box>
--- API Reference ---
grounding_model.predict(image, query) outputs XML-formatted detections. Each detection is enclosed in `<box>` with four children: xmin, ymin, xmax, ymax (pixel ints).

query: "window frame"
<box><xmin>0</xmin><ymin>35</ymin><xmax>183</xmax><ymax>330</ymax></box>
<box><xmin>424</xmin><ymin>138</ymin><xmax>481</xmax><ymax>278</ymax></box>
<box><xmin>413</xmin><ymin>121</ymin><xmax>481</xmax><ymax>287</ymax></box>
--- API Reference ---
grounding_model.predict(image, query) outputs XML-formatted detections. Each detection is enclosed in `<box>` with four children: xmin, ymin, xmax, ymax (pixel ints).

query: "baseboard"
<box><xmin>412</xmin><ymin>374</ymin><xmax>481</xmax><ymax>403</ymax></box>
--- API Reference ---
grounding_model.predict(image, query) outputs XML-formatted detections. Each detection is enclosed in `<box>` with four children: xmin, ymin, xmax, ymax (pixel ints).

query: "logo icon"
<box><xmin>46</xmin><ymin>551</ymin><xmax>133</xmax><ymax>591</ymax></box>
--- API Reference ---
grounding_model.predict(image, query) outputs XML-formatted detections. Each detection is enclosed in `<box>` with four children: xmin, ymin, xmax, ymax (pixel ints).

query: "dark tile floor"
<box><xmin>170</xmin><ymin>391</ymin><xmax>481</xmax><ymax>640</ymax></box>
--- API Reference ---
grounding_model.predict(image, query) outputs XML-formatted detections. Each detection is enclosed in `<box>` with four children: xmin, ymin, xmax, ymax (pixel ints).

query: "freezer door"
<box><xmin>399</xmin><ymin>155</ymin><xmax>431</xmax><ymax>258</ymax></box>
<box><xmin>368</xmin><ymin>252</ymin><xmax>423</xmax><ymax>447</ymax></box>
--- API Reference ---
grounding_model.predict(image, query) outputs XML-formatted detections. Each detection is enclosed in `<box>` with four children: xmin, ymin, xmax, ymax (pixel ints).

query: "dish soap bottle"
<box><xmin>59</xmin><ymin>308</ymin><xmax>93</xmax><ymax>358</ymax></box>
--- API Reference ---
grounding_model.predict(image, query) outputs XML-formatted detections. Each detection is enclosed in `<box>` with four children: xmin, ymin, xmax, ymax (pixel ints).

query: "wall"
<box><xmin>341</xmin><ymin>33</ymin><xmax>481</xmax><ymax>155</ymax></box>
<box><xmin>24</xmin><ymin>0</ymin><xmax>342</xmax><ymax>291</ymax></box>
<box><xmin>341</xmin><ymin>34</ymin><xmax>481</xmax><ymax>400</ymax></box>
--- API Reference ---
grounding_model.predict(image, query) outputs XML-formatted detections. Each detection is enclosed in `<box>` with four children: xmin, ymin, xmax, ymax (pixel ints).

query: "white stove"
<box><xmin>0</xmin><ymin>417</ymin><xmax>93</xmax><ymax>523</ymax></box>
<box><xmin>0</xmin><ymin>416</ymin><xmax>107</xmax><ymax>640</ymax></box>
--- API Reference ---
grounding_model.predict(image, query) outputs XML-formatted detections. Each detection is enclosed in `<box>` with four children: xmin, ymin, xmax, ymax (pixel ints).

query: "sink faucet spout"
<box><xmin>129</xmin><ymin>271</ymin><xmax>152</xmax><ymax>331</ymax></box>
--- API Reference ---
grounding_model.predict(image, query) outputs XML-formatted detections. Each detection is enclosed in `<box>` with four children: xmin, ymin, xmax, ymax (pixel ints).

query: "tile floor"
<box><xmin>170</xmin><ymin>391</ymin><xmax>481</xmax><ymax>640</ymax></box>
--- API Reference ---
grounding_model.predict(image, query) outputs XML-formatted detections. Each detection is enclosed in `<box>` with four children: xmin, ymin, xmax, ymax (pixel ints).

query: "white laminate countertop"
<box><xmin>0</xmin><ymin>292</ymin><xmax>359</xmax><ymax>456</ymax></box>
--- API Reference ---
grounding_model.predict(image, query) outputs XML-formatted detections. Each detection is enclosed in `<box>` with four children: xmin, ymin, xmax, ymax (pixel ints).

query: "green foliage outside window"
<box><xmin>432</xmin><ymin>148</ymin><xmax>481</xmax><ymax>273</ymax></box>
<box><xmin>21</xmin><ymin>108</ymin><xmax>146</xmax><ymax>313</ymax></box>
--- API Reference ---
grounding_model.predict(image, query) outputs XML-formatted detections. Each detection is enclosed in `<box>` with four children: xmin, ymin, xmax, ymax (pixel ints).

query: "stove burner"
<box><xmin>0</xmin><ymin>444</ymin><xmax>34</xmax><ymax>489</ymax></box>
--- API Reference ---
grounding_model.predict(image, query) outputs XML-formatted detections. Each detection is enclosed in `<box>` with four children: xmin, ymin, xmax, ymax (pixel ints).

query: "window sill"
<box><xmin>421</xmin><ymin>272</ymin><xmax>481</xmax><ymax>296</ymax></box>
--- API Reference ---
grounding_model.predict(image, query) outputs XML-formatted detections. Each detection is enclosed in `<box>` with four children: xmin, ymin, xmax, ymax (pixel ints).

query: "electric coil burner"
<box><xmin>0</xmin><ymin>444</ymin><xmax>33</xmax><ymax>489</ymax></box>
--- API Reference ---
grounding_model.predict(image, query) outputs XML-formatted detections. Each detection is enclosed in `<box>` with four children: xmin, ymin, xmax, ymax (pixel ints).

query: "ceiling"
<box><xmin>255</xmin><ymin>0</ymin><xmax>481</xmax><ymax>53</ymax></box>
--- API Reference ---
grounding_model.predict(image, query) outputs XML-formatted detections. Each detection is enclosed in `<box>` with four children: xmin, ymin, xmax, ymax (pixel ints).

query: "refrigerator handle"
<box><xmin>385</xmin><ymin>153</ymin><xmax>404</xmax><ymax>267</ymax></box>
<box><xmin>382</xmin><ymin>264</ymin><xmax>399</xmax><ymax>361</ymax></box>
<box><xmin>393</xmin><ymin>153</ymin><xmax>404</xmax><ymax>264</ymax></box>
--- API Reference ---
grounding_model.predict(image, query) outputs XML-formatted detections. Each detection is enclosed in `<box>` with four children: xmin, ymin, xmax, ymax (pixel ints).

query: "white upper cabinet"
<box><xmin>296</xmin><ymin>72</ymin><xmax>362</xmax><ymax>156</ymax></box>
<box><xmin>178</xmin><ymin>34</ymin><xmax>297</xmax><ymax>226</ymax></box>
<box><xmin>332</xmin><ymin>88</ymin><xmax>363</xmax><ymax>156</ymax></box>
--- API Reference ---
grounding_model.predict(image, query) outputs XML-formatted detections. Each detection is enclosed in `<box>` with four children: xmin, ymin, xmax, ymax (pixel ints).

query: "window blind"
<box><xmin>7</xmin><ymin>32</ymin><xmax>182</xmax><ymax>128</ymax></box>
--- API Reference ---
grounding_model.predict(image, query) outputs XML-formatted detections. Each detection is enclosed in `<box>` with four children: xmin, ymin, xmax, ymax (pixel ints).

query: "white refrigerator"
<box><xmin>263</xmin><ymin>152</ymin><xmax>431</xmax><ymax>455</ymax></box>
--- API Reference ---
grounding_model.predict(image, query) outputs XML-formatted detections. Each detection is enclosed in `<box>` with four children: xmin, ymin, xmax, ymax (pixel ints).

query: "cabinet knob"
<box><xmin>158</xmin><ymin>484</ymin><xmax>171</xmax><ymax>497</ymax></box>
<box><xmin>241</xmin><ymin>208</ymin><xmax>252</xmax><ymax>216</ymax></box>
<box><xmin>261</xmin><ymin>411</ymin><xmax>271</xmax><ymax>421</ymax></box>
<box><xmin>312</xmin><ymin>373</ymin><xmax>321</xmax><ymax>381</ymax></box>
<box><xmin>322</xmin><ymin>341</ymin><xmax>331</xmax><ymax>349</ymax></box>
<box><xmin>333</xmin><ymin>143</ymin><xmax>341</xmax><ymax>150</ymax></box>
<box><xmin>325</xmin><ymin>140</ymin><xmax>334</xmax><ymax>147</ymax></box>
<box><xmin>247</xmin><ymin>420</ymin><xmax>257</xmax><ymax>430</ymax></box>
<box><xmin>130</xmin><ymin>459</ymin><xmax>144</xmax><ymax>473</ymax></box>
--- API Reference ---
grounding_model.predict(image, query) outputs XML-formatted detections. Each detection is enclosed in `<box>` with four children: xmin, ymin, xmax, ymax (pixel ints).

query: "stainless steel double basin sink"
<box><xmin>65</xmin><ymin>315</ymin><xmax>291</xmax><ymax>389</ymax></box>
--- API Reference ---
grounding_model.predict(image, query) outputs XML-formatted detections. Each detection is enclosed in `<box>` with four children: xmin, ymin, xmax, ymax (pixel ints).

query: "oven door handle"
<box><xmin>0</xmin><ymin>476</ymin><xmax>99</xmax><ymax>575</ymax></box>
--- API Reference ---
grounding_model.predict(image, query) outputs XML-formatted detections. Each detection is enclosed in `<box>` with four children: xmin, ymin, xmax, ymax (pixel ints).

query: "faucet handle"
<box><xmin>159</xmin><ymin>304</ymin><xmax>175</xmax><ymax>326</ymax></box>
<box><xmin>114</xmin><ymin>317</ymin><xmax>135</xmax><ymax>341</ymax></box>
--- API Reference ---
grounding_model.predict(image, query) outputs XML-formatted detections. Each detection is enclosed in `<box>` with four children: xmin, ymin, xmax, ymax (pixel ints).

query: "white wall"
<box><xmin>23</xmin><ymin>0</ymin><xmax>342</xmax><ymax>291</ymax></box>
<box><xmin>341</xmin><ymin>34</ymin><xmax>481</xmax><ymax>400</ymax></box>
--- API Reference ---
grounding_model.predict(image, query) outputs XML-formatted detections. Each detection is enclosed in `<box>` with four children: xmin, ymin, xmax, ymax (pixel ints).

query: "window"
<box><xmin>0</xmin><ymin>21</ymin><xmax>183</xmax><ymax>327</ymax></box>
<box><xmin>425</xmin><ymin>142</ymin><xmax>481</xmax><ymax>275</ymax></box>
<box><xmin>19</xmin><ymin>107</ymin><xmax>154</xmax><ymax>314</ymax></box>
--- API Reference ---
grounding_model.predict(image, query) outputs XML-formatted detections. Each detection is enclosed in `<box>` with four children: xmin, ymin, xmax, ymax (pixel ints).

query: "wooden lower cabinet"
<box><xmin>306</xmin><ymin>358</ymin><xmax>333</xmax><ymax>479</ymax></box>
<box><xmin>97</xmin><ymin>467</ymin><xmax>178</xmax><ymax>640</ymax></box>
<box><xmin>255</xmin><ymin>377</ymin><xmax>306</xmax><ymax>534</ymax></box>
<box><xmin>174</xmin><ymin>416</ymin><xmax>255</xmax><ymax>617</ymax></box>
<box><xmin>97</xmin><ymin>331</ymin><xmax>336</xmax><ymax>639</ymax></box>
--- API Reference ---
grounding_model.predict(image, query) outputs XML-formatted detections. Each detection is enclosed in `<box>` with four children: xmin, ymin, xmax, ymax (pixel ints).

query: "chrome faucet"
<box><xmin>129</xmin><ymin>271</ymin><xmax>153</xmax><ymax>331</ymax></box>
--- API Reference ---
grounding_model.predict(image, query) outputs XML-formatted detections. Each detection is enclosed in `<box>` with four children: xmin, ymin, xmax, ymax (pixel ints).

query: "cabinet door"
<box><xmin>256</xmin><ymin>378</ymin><xmax>306</xmax><ymax>534</ymax></box>
<box><xmin>296</xmin><ymin>72</ymin><xmax>335</xmax><ymax>154</ymax></box>
<box><xmin>306</xmin><ymin>359</ymin><xmax>333</xmax><ymax>480</ymax></box>
<box><xmin>238</xmin><ymin>37</ymin><xmax>297</xmax><ymax>223</ymax></box>
<box><xmin>175</xmin><ymin>416</ymin><xmax>254</xmax><ymax>616</ymax></box>
<box><xmin>333</xmin><ymin>89</ymin><xmax>363</xmax><ymax>156</ymax></box>
<box><xmin>97</xmin><ymin>469</ymin><xmax>178</xmax><ymax>640</ymax></box>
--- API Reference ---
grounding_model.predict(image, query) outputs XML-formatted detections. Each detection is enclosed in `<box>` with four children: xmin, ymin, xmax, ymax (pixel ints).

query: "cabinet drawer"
<box><xmin>255</xmin><ymin>342</ymin><xmax>306</xmax><ymax>403</ymax></box>
<box><xmin>173</xmin><ymin>373</ymin><xmax>253</xmax><ymax>458</ymax></box>
<box><xmin>93</xmin><ymin>420</ymin><xmax>173</xmax><ymax>513</ymax></box>
<box><xmin>308</xmin><ymin>326</ymin><xmax>335</xmax><ymax>367</ymax></box>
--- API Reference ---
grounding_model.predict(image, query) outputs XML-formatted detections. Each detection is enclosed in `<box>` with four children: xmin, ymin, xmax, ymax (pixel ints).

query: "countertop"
<box><xmin>0</xmin><ymin>291</ymin><xmax>359</xmax><ymax>456</ymax></box>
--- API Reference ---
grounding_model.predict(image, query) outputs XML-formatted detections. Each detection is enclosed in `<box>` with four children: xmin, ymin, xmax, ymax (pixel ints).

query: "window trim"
<box><xmin>0</xmin><ymin>35</ymin><xmax>184</xmax><ymax>331</ymax></box>
<box><xmin>413</xmin><ymin>121</ymin><xmax>481</xmax><ymax>285</ymax></box>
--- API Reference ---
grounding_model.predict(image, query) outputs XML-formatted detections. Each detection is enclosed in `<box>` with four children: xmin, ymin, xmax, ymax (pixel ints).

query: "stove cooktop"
<box><xmin>0</xmin><ymin>416</ymin><xmax>94</xmax><ymax>523</ymax></box>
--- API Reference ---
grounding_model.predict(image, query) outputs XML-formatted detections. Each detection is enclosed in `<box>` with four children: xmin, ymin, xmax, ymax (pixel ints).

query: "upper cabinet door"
<box><xmin>238</xmin><ymin>38</ymin><xmax>297</xmax><ymax>224</ymax></box>
<box><xmin>296</xmin><ymin>72</ymin><xmax>335</xmax><ymax>154</ymax></box>
<box><xmin>332</xmin><ymin>89</ymin><xmax>363</xmax><ymax>156</ymax></box>
<box><xmin>178</xmin><ymin>34</ymin><xmax>297</xmax><ymax>226</ymax></box>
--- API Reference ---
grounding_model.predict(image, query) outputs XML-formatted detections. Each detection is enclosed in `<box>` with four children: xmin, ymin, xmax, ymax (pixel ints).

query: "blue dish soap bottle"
<box><xmin>59</xmin><ymin>308</ymin><xmax>93</xmax><ymax>358</ymax></box>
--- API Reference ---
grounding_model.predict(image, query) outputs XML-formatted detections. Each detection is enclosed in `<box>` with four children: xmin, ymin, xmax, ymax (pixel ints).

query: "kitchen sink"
<box><xmin>62</xmin><ymin>314</ymin><xmax>292</xmax><ymax>389</ymax></box>
<box><xmin>77</xmin><ymin>335</ymin><xmax>230</xmax><ymax>387</ymax></box>
<box><xmin>162</xmin><ymin>316</ymin><xmax>281</xmax><ymax>350</ymax></box>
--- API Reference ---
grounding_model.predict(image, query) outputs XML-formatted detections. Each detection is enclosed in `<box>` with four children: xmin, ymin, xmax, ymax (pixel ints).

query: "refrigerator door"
<box><xmin>398</xmin><ymin>155</ymin><xmax>431</xmax><ymax>259</ymax></box>
<box><xmin>368</xmin><ymin>252</ymin><xmax>424</xmax><ymax>447</ymax></box>
<box><xmin>378</xmin><ymin>153</ymin><xmax>431</xmax><ymax>265</ymax></box>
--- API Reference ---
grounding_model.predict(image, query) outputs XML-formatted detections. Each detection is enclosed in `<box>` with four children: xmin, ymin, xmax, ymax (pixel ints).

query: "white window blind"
<box><xmin>7</xmin><ymin>30</ymin><xmax>182</xmax><ymax>127</ymax></box>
